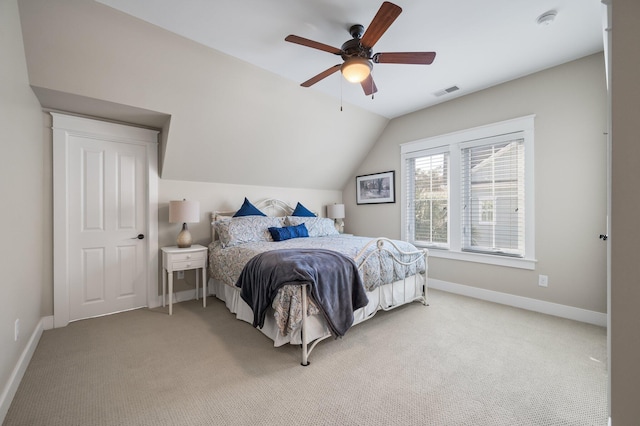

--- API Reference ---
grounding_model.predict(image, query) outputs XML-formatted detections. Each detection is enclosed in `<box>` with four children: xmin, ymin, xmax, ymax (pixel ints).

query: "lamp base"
<box><xmin>176</xmin><ymin>223</ymin><xmax>193</xmax><ymax>248</ymax></box>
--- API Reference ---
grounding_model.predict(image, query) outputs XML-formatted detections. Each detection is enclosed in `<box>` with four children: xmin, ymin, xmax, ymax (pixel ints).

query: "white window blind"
<box><xmin>401</xmin><ymin>115</ymin><xmax>535</xmax><ymax>269</ymax></box>
<box><xmin>461</xmin><ymin>136</ymin><xmax>525</xmax><ymax>257</ymax></box>
<box><xmin>405</xmin><ymin>150</ymin><xmax>449</xmax><ymax>247</ymax></box>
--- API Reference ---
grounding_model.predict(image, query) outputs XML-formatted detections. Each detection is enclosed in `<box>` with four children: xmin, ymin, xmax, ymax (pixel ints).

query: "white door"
<box><xmin>68</xmin><ymin>136</ymin><xmax>147</xmax><ymax>320</ymax></box>
<box><xmin>53</xmin><ymin>113</ymin><xmax>159</xmax><ymax>326</ymax></box>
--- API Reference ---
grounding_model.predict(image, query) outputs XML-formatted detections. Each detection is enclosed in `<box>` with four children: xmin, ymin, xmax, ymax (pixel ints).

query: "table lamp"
<box><xmin>327</xmin><ymin>203</ymin><xmax>345</xmax><ymax>234</ymax></box>
<box><xmin>169</xmin><ymin>199</ymin><xmax>200</xmax><ymax>248</ymax></box>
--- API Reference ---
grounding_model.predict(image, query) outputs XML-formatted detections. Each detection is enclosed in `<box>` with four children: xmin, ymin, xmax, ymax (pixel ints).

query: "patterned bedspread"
<box><xmin>237</xmin><ymin>249</ymin><xmax>368</xmax><ymax>337</ymax></box>
<box><xmin>208</xmin><ymin>235</ymin><xmax>426</xmax><ymax>336</ymax></box>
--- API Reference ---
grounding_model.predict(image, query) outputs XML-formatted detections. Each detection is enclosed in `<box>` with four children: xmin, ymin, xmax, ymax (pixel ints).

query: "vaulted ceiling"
<box><xmin>96</xmin><ymin>0</ymin><xmax>603</xmax><ymax>118</ymax></box>
<box><xmin>18</xmin><ymin>0</ymin><xmax>602</xmax><ymax>190</ymax></box>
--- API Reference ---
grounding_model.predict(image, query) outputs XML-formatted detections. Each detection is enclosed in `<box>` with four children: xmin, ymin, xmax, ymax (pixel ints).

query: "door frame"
<box><xmin>52</xmin><ymin>112</ymin><xmax>159</xmax><ymax>328</ymax></box>
<box><xmin>601</xmin><ymin>1</ymin><xmax>612</xmax><ymax>422</ymax></box>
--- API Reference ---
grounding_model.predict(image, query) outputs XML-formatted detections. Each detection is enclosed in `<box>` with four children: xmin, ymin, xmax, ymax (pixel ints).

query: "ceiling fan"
<box><xmin>285</xmin><ymin>1</ymin><xmax>436</xmax><ymax>96</ymax></box>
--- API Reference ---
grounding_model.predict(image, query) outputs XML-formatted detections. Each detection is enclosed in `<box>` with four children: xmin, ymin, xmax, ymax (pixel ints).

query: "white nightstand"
<box><xmin>161</xmin><ymin>245</ymin><xmax>208</xmax><ymax>315</ymax></box>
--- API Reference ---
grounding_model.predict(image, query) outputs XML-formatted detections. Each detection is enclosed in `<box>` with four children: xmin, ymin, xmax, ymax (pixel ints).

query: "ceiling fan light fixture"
<box><xmin>341</xmin><ymin>58</ymin><xmax>372</xmax><ymax>83</ymax></box>
<box><xmin>285</xmin><ymin>2</ymin><xmax>435</xmax><ymax>95</ymax></box>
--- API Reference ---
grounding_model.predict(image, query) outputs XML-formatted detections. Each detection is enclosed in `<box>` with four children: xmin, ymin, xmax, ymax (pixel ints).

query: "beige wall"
<box><xmin>156</xmin><ymin>179</ymin><xmax>341</xmax><ymax>294</ymax></box>
<box><xmin>610</xmin><ymin>0</ymin><xmax>640</xmax><ymax>423</ymax></box>
<box><xmin>345</xmin><ymin>54</ymin><xmax>608</xmax><ymax>313</ymax></box>
<box><xmin>7</xmin><ymin>0</ymin><xmax>640</xmax><ymax>421</ymax></box>
<box><xmin>17</xmin><ymin>0</ymin><xmax>389</xmax><ymax>192</ymax></box>
<box><xmin>0</xmin><ymin>0</ymin><xmax>48</xmax><ymax>417</ymax></box>
<box><xmin>35</xmin><ymin>114</ymin><xmax>343</xmax><ymax>311</ymax></box>
<box><xmin>16</xmin><ymin>0</ymin><xmax>608</xmax><ymax>315</ymax></box>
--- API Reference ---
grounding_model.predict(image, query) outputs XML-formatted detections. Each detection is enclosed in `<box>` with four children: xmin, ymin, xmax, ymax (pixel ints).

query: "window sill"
<box><xmin>424</xmin><ymin>247</ymin><xmax>537</xmax><ymax>270</ymax></box>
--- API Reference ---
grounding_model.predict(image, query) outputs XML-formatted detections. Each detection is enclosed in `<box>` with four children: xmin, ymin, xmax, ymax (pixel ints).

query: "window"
<box><xmin>405</xmin><ymin>151</ymin><xmax>449</xmax><ymax>248</ymax></box>
<box><xmin>401</xmin><ymin>116</ymin><xmax>535</xmax><ymax>269</ymax></box>
<box><xmin>461</xmin><ymin>137</ymin><xmax>525</xmax><ymax>257</ymax></box>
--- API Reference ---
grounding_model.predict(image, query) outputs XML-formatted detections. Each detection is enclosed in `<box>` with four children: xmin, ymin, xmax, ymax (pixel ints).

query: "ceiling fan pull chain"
<box><xmin>371</xmin><ymin>72</ymin><xmax>375</xmax><ymax>100</ymax></box>
<box><xmin>340</xmin><ymin>76</ymin><xmax>343</xmax><ymax>111</ymax></box>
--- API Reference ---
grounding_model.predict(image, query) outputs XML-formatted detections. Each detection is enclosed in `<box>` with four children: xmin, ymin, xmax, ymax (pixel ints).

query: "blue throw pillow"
<box><xmin>268</xmin><ymin>224</ymin><xmax>309</xmax><ymax>241</ymax></box>
<box><xmin>233</xmin><ymin>198</ymin><xmax>266</xmax><ymax>217</ymax></box>
<box><xmin>291</xmin><ymin>202</ymin><xmax>316</xmax><ymax>217</ymax></box>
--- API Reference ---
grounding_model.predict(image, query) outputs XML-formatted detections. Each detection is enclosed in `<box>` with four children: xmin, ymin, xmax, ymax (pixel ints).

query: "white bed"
<box><xmin>207</xmin><ymin>199</ymin><xmax>428</xmax><ymax>365</ymax></box>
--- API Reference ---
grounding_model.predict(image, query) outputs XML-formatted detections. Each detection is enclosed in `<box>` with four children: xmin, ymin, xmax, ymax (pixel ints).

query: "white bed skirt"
<box><xmin>208</xmin><ymin>276</ymin><xmax>422</xmax><ymax>347</ymax></box>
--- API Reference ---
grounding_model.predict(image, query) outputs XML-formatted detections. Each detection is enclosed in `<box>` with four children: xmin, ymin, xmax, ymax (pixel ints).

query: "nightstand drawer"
<box><xmin>171</xmin><ymin>251</ymin><xmax>206</xmax><ymax>262</ymax></box>
<box><xmin>171</xmin><ymin>259</ymin><xmax>206</xmax><ymax>271</ymax></box>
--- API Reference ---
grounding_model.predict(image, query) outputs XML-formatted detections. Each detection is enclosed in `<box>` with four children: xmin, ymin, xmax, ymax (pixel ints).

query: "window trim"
<box><xmin>401</xmin><ymin>115</ymin><xmax>536</xmax><ymax>270</ymax></box>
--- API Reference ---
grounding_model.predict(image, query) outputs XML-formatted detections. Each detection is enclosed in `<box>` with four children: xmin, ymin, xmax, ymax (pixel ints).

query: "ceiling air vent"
<box><xmin>434</xmin><ymin>85</ymin><xmax>460</xmax><ymax>97</ymax></box>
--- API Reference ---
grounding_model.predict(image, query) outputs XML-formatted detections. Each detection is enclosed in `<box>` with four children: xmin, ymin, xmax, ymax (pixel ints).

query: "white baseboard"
<box><xmin>149</xmin><ymin>296</ymin><xmax>162</xmax><ymax>309</ymax></box>
<box><xmin>429</xmin><ymin>279</ymin><xmax>607</xmax><ymax>327</ymax></box>
<box><xmin>46</xmin><ymin>290</ymin><xmax>203</xmax><ymax>324</ymax></box>
<box><xmin>156</xmin><ymin>288</ymin><xmax>207</xmax><ymax>309</ymax></box>
<box><xmin>149</xmin><ymin>286</ymin><xmax>209</xmax><ymax>310</ymax></box>
<box><xmin>42</xmin><ymin>315</ymin><xmax>54</xmax><ymax>331</ymax></box>
<box><xmin>0</xmin><ymin>317</ymin><xmax>46</xmax><ymax>424</ymax></box>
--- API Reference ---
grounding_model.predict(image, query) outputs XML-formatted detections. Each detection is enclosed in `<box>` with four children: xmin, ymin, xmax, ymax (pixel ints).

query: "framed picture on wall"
<box><xmin>356</xmin><ymin>171</ymin><xmax>395</xmax><ymax>204</ymax></box>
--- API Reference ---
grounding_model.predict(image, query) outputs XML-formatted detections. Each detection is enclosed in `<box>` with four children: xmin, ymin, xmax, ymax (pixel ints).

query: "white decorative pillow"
<box><xmin>211</xmin><ymin>214</ymin><xmax>233</xmax><ymax>241</ymax></box>
<box><xmin>215</xmin><ymin>216</ymin><xmax>285</xmax><ymax>248</ymax></box>
<box><xmin>285</xmin><ymin>216</ymin><xmax>339</xmax><ymax>237</ymax></box>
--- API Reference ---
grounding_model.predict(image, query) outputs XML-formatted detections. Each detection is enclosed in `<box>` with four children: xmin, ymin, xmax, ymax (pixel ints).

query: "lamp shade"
<box><xmin>341</xmin><ymin>58</ymin><xmax>372</xmax><ymax>83</ymax></box>
<box><xmin>169</xmin><ymin>200</ymin><xmax>200</xmax><ymax>224</ymax></box>
<box><xmin>327</xmin><ymin>204</ymin><xmax>345</xmax><ymax>219</ymax></box>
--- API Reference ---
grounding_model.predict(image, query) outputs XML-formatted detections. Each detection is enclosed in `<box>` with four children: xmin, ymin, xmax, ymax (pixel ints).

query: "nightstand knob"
<box><xmin>186</xmin><ymin>255</ymin><xmax>191</xmax><ymax>259</ymax></box>
<box><xmin>186</xmin><ymin>263</ymin><xmax>191</xmax><ymax>267</ymax></box>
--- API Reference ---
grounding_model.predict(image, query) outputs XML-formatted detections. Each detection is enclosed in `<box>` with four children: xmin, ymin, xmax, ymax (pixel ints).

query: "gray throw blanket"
<box><xmin>235</xmin><ymin>249</ymin><xmax>369</xmax><ymax>337</ymax></box>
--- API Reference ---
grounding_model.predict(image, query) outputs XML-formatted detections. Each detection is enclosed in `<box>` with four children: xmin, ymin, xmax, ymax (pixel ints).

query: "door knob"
<box><xmin>132</xmin><ymin>234</ymin><xmax>145</xmax><ymax>240</ymax></box>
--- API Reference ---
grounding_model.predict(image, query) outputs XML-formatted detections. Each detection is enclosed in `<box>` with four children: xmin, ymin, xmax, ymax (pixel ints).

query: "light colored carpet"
<box><xmin>3</xmin><ymin>290</ymin><xmax>607</xmax><ymax>426</ymax></box>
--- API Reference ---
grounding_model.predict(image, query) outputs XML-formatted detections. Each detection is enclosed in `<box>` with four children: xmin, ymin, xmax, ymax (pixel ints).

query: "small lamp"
<box><xmin>169</xmin><ymin>199</ymin><xmax>200</xmax><ymax>248</ymax></box>
<box><xmin>327</xmin><ymin>203</ymin><xmax>345</xmax><ymax>234</ymax></box>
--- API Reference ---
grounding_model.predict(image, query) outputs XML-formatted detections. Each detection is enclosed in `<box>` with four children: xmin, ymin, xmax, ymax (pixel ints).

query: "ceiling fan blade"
<box><xmin>361</xmin><ymin>75</ymin><xmax>378</xmax><ymax>96</ymax></box>
<box><xmin>373</xmin><ymin>52</ymin><xmax>436</xmax><ymax>65</ymax></box>
<box><xmin>301</xmin><ymin>64</ymin><xmax>342</xmax><ymax>87</ymax></box>
<box><xmin>285</xmin><ymin>35</ymin><xmax>342</xmax><ymax>55</ymax></box>
<box><xmin>360</xmin><ymin>2</ymin><xmax>402</xmax><ymax>49</ymax></box>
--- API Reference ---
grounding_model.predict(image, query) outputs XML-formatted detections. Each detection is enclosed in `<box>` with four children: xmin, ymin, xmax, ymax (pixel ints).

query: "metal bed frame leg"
<box><xmin>298</xmin><ymin>246</ymin><xmax>428</xmax><ymax>366</ymax></box>
<box><xmin>301</xmin><ymin>284</ymin><xmax>310</xmax><ymax>366</ymax></box>
<box><xmin>298</xmin><ymin>284</ymin><xmax>332</xmax><ymax>366</ymax></box>
<box><xmin>419</xmin><ymin>249</ymin><xmax>429</xmax><ymax>307</ymax></box>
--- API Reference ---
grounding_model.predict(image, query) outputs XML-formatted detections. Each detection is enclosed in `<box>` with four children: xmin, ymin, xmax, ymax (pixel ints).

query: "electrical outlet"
<box><xmin>14</xmin><ymin>319</ymin><xmax>20</xmax><ymax>341</ymax></box>
<box><xmin>177</xmin><ymin>271</ymin><xmax>184</xmax><ymax>279</ymax></box>
<box><xmin>538</xmin><ymin>274</ymin><xmax>549</xmax><ymax>287</ymax></box>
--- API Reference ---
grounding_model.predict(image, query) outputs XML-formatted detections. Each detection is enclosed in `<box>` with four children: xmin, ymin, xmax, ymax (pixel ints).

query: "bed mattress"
<box><xmin>209</xmin><ymin>235</ymin><xmax>425</xmax><ymax>291</ymax></box>
<box><xmin>208</xmin><ymin>235</ymin><xmax>426</xmax><ymax>345</ymax></box>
